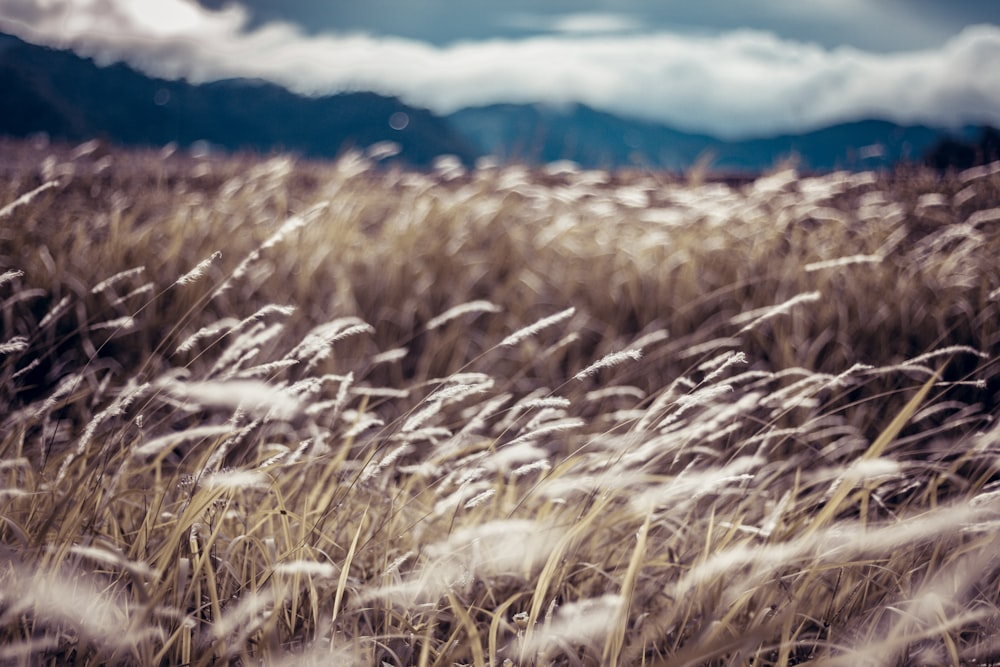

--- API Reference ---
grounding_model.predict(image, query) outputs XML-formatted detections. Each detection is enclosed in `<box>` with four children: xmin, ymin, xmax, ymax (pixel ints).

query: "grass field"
<box><xmin>2</xmin><ymin>136</ymin><xmax>1000</xmax><ymax>665</ymax></box>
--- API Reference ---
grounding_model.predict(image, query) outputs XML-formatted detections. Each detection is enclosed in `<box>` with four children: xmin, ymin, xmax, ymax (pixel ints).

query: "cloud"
<box><xmin>502</xmin><ymin>12</ymin><xmax>643</xmax><ymax>35</ymax></box>
<box><xmin>2</xmin><ymin>0</ymin><xmax>999</xmax><ymax>138</ymax></box>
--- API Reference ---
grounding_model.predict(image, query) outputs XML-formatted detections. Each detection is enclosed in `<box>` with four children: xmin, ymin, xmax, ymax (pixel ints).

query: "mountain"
<box><xmin>717</xmin><ymin>120</ymin><xmax>960</xmax><ymax>172</ymax></box>
<box><xmin>1</xmin><ymin>31</ymin><xmax>990</xmax><ymax>173</ymax></box>
<box><xmin>923</xmin><ymin>126</ymin><xmax>1000</xmax><ymax>171</ymax></box>
<box><xmin>447</xmin><ymin>102</ymin><xmax>970</xmax><ymax>173</ymax></box>
<box><xmin>0</xmin><ymin>32</ymin><xmax>478</xmax><ymax>166</ymax></box>
<box><xmin>446</xmin><ymin>103</ymin><xmax>719</xmax><ymax>171</ymax></box>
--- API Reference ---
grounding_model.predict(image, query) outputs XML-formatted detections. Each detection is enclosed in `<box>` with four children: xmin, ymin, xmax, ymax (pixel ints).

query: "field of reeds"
<box><xmin>2</xmin><ymin>135</ymin><xmax>1000</xmax><ymax>666</ymax></box>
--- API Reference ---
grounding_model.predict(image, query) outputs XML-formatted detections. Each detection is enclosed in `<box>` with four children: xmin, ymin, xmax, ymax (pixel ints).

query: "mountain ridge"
<box><xmin>0</xmin><ymin>31</ymin><xmax>991</xmax><ymax>172</ymax></box>
<box><xmin>446</xmin><ymin>102</ymin><xmax>972</xmax><ymax>172</ymax></box>
<box><xmin>0</xmin><ymin>32</ymin><xmax>478</xmax><ymax>166</ymax></box>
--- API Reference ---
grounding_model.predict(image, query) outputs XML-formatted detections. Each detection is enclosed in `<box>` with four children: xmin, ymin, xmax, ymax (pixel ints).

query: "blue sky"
<box><xmin>2</xmin><ymin>0</ymin><xmax>998</xmax><ymax>138</ymax></box>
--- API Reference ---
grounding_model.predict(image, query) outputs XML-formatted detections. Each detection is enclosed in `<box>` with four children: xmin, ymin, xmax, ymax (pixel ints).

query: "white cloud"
<box><xmin>503</xmin><ymin>12</ymin><xmax>643</xmax><ymax>35</ymax></box>
<box><xmin>2</xmin><ymin>0</ymin><xmax>998</xmax><ymax>138</ymax></box>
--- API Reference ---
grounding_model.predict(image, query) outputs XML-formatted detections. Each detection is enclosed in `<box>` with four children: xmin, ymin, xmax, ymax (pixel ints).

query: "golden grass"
<box><xmin>2</xmin><ymin>136</ymin><xmax>1000</xmax><ymax>665</ymax></box>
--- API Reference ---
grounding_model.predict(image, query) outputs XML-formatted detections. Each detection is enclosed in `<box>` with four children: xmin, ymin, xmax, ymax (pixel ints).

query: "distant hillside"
<box><xmin>923</xmin><ymin>126</ymin><xmax>1000</xmax><ymax>171</ymax></box>
<box><xmin>446</xmin><ymin>103</ymin><xmax>719</xmax><ymax>171</ymax></box>
<box><xmin>0</xmin><ymin>32</ymin><xmax>478</xmax><ymax>166</ymax></box>
<box><xmin>447</xmin><ymin>102</ymin><xmax>966</xmax><ymax>173</ymax></box>
<box><xmin>2</xmin><ymin>31</ymin><xmax>992</xmax><ymax>173</ymax></box>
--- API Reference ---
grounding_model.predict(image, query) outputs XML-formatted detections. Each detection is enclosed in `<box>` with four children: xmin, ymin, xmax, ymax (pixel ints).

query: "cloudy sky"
<box><xmin>2</xmin><ymin>0</ymin><xmax>999</xmax><ymax>138</ymax></box>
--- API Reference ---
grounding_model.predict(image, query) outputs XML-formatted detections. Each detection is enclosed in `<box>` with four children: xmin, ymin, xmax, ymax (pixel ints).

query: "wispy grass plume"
<box><xmin>732</xmin><ymin>290</ymin><xmax>822</xmax><ymax>334</ymax></box>
<box><xmin>499</xmin><ymin>307</ymin><xmax>575</xmax><ymax>347</ymax></box>
<box><xmin>0</xmin><ymin>179</ymin><xmax>61</xmax><ymax>219</ymax></box>
<box><xmin>175</xmin><ymin>250</ymin><xmax>222</xmax><ymax>286</ymax></box>
<box><xmin>574</xmin><ymin>348</ymin><xmax>643</xmax><ymax>380</ymax></box>
<box><xmin>426</xmin><ymin>300</ymin><xmax>502</xmax><ymax>330</ymax></box>
<box><xmin>0</xmin><ymin>269</ymin><xmax>24</xmax><ymax>287</ymax></box>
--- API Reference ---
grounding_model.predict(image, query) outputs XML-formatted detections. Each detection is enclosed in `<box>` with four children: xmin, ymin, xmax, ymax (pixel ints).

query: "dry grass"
<box><xmin>2</xmin><ymin>136</ymin><xmax>1000</xmax><ymax>665</ymax></box>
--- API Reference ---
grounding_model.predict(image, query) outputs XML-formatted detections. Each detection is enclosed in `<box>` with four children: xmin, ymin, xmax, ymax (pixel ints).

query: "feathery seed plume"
<box><xmin>109</xmin><ymin>283</ymin><xmax>154</xmax><ymax>307</ymax></box>
<box><xmin>463</xmin><ymin>488</ymin><xmax>496</xmax><ymax>509</ymax></box>
<box><xmin>499</xmin><ymin>307</ymin><xmax>575</xmax><ymax>347</ymax></box>
<box><xmin>175</xmin><ymin>318</ymin><xmax>239</xmax><ymax>354</ymax></box>
<box><xmin>574</xmin><ymin>348</ymin><xmax>643</xmax><ymax>380</ymax></box>
<box><xmin>426</xmin><ymin>300</ymin><xmax>502</xmax><ymax>330</ymax></box>
<box><xmin>804</xmin><ymin>254</ymin><xmax>882</xmax><ymax>272</ymax></box>
<box><xmin>38</xmin><ymin>295</ymin><xmax>71</xmax><ymax>329</ymax></box>
<box><xmin>0</xmin><ymin>269</ymin><xmax>24</xmax><ymax>288</ymax></box>
<box><xmin>0</xmin><ymin>180</ymin><xmax>61</xmax><ymax>219</ymax></box>
<box><xmin>372</xmin><ymin>347</ymin><xmax>408</xmax><ymax>364</ymax></box>
<box><xmin>200</xmin><ymin>468</ymin><xmax>270</xmax><ymax>490</ymax></box>
<box><xmin>273</xmin><ymin>560</ymin><xmax>338</xmax><ymax>578</ymax></box>
<box><xmin>733</xmin><ymin>291</ymin><xmax>821</xmax><ymax>334</ymax></box>
<box><xmin>132</xmin><ymin>424</ymin><xmax>235</xmax><ymax>458</ymax></box>
<box><xmin>0</xmin><ymin>336</ymin><xmax>28</xmax><ymax>355</ymax></box>
<box><xmin>702</xmin><ymin>351</ymin><xmax>748</xmax><ymax>383</ymax></box>
<box><xmin>506</xmin><ymin>417</ymin><xmax>585</xmax><ymax>448</ymax></box>
<box><xmin>91</xmin><ymin>266</ymin><xmax>146</xmax><ymax>294</ymax></box>
<box><xmin>176</xmin><ymin>250</ymin><xmax>222</xmax><ymax>286</ymax></box>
